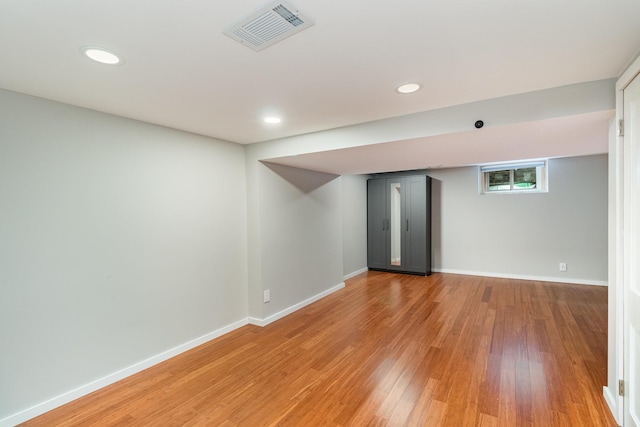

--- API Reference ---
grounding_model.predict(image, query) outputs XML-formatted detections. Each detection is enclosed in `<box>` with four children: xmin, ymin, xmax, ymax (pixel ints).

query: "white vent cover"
<box><xmin>223</xmin><ymin>1</ymin><xmax>315</xmax><ymax>51</ymax></box>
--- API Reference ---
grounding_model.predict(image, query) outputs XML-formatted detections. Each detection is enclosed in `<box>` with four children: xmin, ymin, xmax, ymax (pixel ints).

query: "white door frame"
<box><xmin>612</xmin><ymin>53</ymin><xmax>640</xmax><ymax>426</ymax></box>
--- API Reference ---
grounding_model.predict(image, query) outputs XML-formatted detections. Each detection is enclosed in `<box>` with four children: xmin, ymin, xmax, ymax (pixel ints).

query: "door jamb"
<box><xmin>611</xmin><ymin>53</ymin><xmax>640</xmax><ymax>426</ymax></box>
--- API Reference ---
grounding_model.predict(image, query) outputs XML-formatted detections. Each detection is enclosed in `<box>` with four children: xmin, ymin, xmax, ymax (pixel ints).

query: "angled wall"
<box><xmin>244</xmin><ymin>149</ymin><xmax>345</xmax><ymax>323</ymax></box>
<box><xmin>341</xmin><ymin>174</ymin><xmax>368</xmax><ymax>279</ymax></box>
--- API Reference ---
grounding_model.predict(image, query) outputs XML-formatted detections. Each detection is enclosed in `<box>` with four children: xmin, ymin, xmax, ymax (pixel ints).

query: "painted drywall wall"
<box><xmin>0</xmin><ymin>89</ymin><xmax>248</xmax><ymax>421</ymax></box>
<box><xmin>245</xmin><ymin>139</ymin><xmax>345</xmax><ymax>321</ymax></box>
<box><xmin>341</xmin><ymin>175</ymin><xmax>368</xmax><ymax>279</ymax></box>
<box><xmin>259</xmin><ymin>163</ymin><xmax>343</xmax><ymax>318</ymax></box>
<box><xmin>428</xmin><ymin>155</ymin><xmax>608</xmax><ymax>283</ymax></box>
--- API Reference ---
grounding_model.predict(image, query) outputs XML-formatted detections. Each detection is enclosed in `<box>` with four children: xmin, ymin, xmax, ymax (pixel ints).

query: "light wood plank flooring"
<box><xmin>21</xmin><ymin>272</ymin><xmax>616</xmax><ymax>426</ymax></box>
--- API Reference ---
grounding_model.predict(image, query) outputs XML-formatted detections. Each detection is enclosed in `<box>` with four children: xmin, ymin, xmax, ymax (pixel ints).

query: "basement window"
<box><xmin>479</xmin><ymin>161</ymin><xmax>547</xmax><ymax>194</ymax></box>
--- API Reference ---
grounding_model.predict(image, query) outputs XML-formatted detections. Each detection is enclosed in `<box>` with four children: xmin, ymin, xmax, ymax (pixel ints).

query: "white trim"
<box><xmin>604</xmin><ymin>114</ymin><xmax>624</xmax><ymax>424</ymax></box>
<box><xmin>0</xmin><ymin>319</ymin><xmax>249</xmax><ymax>427</ymax></box>
<box><xmin>431</xmin><ymin>268</ymin><xmax>607</xmax><ymax>286</ymax></box>
<box><xmin>248</xmin><ymin>282</ymin><xmax>345</xmax><ymax>327</ymax></box>
<box><xmin>344</xmin><ymin>267</ymin><xmax>368</xmax><ymax>281</ymax></box>
<box><xmin>608</xmin><ymin>84</ymin><xmax>626</xmax><ymax>426</ymax></box>
<box><xmin>603</xmin><ymin>386</ymin><xmax>621</xmax><ymax>426</ymax></box>
<box><xmin>617</xmin><ymin>53</ymin><xmax>640</xmax><ymax>91</ymax></box>
<box><xmin>480</xmin><ymin>161</ymin><xmax>546</xmax><ymax>172</ymax></box>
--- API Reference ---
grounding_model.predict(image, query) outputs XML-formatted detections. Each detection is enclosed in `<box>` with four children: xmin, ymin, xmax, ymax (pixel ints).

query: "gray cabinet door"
<box><xmin>404</xmin><ymin>175</ymin><xmax>430</xmax><ymax>274</ymax></box>
<box><xmin>367</xmin><ymin>178</ymin><xmax>387</xmax><ymax>270</ymax></box>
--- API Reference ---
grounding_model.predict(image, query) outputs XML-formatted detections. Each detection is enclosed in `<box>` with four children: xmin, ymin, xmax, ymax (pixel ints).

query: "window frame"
<box><xmin>479</xmin><ymin>160</ymin><xmax>548</xmax><ymax>194</ymax></box>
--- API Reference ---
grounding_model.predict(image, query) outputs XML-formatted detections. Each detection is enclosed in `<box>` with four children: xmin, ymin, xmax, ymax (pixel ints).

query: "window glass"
<box><xmin>488</xmin><ymin>170</ymin><xmax>511</xmax><ymax>191</ymax></box>
<box><xmin>513</xmin><ymin>167</ymin><xmax>537</xmax><ymax>189</ymax></box>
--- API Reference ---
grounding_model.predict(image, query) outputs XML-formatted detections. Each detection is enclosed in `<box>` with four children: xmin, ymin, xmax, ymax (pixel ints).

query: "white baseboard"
<box><xmin>431</xmin><ymin>268</ymin><xmax>608</xmax><ymax>287</ymax></box>
<box><xmin>248</xmin><ymin>282</ymin><xmax>345</xmax><ymax>327</ymax></box>
<box><xmin>603</xmin><ymin>386</ymin><xmax>621</xmax><ymax>426</ymax></box>
<box><xmin>2</xmin><ymin>282</ymin><xmax>349</xmax><ymax>427</ymax></box>
<box><xmin>0</xmin><ymin>318</ymin><xmax>249</xmax><ymax>427</ymax></box>
<box><xmin>343</xmin><ymin>267</ymin><xmax>368</xmax><ymax>281</ymax></box>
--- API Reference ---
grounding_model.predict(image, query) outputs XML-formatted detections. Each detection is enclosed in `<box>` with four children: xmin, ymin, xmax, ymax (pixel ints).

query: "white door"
<box><xmin>624</xmin><ymin>71</ymin><xmax>640</xmax><ymax>427</ymax></box>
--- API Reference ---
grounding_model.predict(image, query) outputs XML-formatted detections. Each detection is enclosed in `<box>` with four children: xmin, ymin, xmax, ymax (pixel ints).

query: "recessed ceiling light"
<box><xmin>396</xmin><ymin>83</ymin><xmax>421</xmax><ymax>94</ymax></box>
<box><xmin>264</xmin><ymin>117</ymin><xmax>282</xmax><ymax>124</ymax></box>
<box><xmin>80</xmin><ymin>46</ymin><xmax>124</xmax><ymax>65</ymax></box>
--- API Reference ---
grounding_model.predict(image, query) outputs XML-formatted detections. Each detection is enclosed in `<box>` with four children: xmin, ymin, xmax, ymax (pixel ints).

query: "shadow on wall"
<box><xmin>431</xmin><ymin>177</ymin><xmax>442</xmax><ymax>270</ymax></box>
<box><xmin>262</xmin><ymin>161</ymin><xmax>339</xmax><ymax>193</ymax></box>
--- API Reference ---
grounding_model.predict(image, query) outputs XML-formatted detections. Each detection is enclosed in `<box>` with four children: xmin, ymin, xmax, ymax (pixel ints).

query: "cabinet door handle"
<box><xmin>383</xmin><ymin>219</ymin><xmax>387</xmax><ymax>231</ymax></box>
<box><xmin>406</xmin><ymin>219</ymin><xmax>409</xmax><ymax>231</ymax></box>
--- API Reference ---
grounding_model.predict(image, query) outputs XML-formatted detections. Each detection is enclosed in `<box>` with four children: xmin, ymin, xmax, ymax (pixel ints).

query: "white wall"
<box><xmin>245</xmin><ymin>140</ymin><xmax>345</xmax><ymax>323</ymax></box>
<box><xmin>0</xmin><ymin>89</ymin><xmax>248</xmax><ymax>422</ymax></box>
<box><xmin>428</xmin><ymin>155</ymin><xmax>608</xmax><ymax>284</ymax></box>
<box><xmin>260</xmin><ymin>164</ymin><xmax>343</xmax><ymax>318</ymax></box>
<box><xmin>341</xmin><ymin>175</ymin><xmax>368</xmax><ymax>279</ymax></box>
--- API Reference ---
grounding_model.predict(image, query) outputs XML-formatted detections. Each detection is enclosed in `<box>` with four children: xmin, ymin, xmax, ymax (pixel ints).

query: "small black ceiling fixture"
<box><xmin>474</xmin><ymin>120</ymin><xmax>484</xmax><ymax>129</ymax></box>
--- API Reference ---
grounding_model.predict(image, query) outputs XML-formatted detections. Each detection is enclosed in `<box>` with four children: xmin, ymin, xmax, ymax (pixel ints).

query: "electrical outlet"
<box><xmin>559</xmin><ymin>262</ymin><xmax>567</xmax><ymax>272</ymax></box>
<box><xmin>263</xmin><ymin>290</ymin><xmax>270</xmax><ymax>303</ymax></box>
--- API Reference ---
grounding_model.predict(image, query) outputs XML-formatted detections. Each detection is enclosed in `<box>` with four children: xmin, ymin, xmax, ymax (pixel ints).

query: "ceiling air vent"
<box><xmin>223</xmin><ymin>1</ymin><xmax>315</xmax><ymax>51</ymax></box>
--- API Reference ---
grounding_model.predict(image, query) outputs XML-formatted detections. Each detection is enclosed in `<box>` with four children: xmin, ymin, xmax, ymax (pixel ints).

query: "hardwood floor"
<box><xmin>21</xmin><ymin>272</ymin><xmax>616</xmax><ymax>426</ymax></box>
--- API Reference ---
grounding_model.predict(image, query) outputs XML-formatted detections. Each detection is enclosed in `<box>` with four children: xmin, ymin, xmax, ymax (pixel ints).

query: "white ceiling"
<box><xmin>1</xmin><ymin>0</ymin><xmax>639</xmax><ymax>168</ymax></box>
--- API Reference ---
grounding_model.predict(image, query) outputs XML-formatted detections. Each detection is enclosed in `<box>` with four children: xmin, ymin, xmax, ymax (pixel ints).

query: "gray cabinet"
<box><xmin>367</xmin><ymin>174</ymin><xmax>431</xmax><ymax>275</ymax></box>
